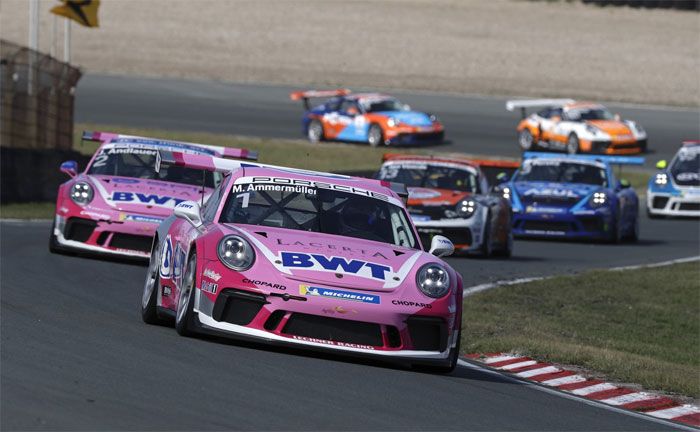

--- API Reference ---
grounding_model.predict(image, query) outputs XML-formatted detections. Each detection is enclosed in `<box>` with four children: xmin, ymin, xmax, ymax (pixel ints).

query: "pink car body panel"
<box><xmin>152</xmin><ymin>153</ymin><xmax>463</xmax><ymax>363</ymax></box>
<box><xmin>51</xmin><ymin>132</ymin><xmax>257</xmax><ymax>259</ymax></box>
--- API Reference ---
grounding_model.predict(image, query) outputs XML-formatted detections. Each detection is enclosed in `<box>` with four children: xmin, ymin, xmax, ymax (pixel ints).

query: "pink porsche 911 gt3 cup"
<box><xmin>141</xmin><ymin>151</ymin><xmax>463</xmax><ymax>372</ymax></box>
<box><xmin>49</xmin><ymin>131</ymin><xmax>257</xmax><ymax>260</ymax></box>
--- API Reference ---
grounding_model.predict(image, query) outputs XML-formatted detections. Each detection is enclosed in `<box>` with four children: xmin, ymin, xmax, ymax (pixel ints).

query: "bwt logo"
<box><xmin>280</xmin><ymin>252</ymin><xmax>392</xmax><ymax>281</ymax></box>
<box><xmin>112</xmin><ymin>192</ymin><xmax>186</xmax><ymax>207</ymax></box>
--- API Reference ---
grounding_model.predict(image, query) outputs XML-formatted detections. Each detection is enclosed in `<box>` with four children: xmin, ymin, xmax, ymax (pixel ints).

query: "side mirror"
<box><xmin>60</xmin><ymin>160</ymin><xmax>78</xmax><ymax>178</ymax></box>
<box><xmin>428</xmin><ymin>235</ymin><xmax>454</xmax><ymax>258</ymax></box>
<box><xmin>614</xmin><ymin>113</ymin><xmax>621</xmax><ymax>121</ymax></box>
<box><xmin>656</xmin><ymin>160</ymin><xmax>667</xmax><ymax>170</ymax></box>
<box><xmin>174</xmin><ymin>201</ymin><xmax>203</xmax><ymax>228</ymax></box>
<box><xmin>618</xmin><ymin>179</ymin><xmax>631</xmax><ymax>189</ymax></box>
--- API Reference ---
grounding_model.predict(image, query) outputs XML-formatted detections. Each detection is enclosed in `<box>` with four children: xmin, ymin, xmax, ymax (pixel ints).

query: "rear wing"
<box><xmin>156</xmin><ymin>151</ymin><xmax>408</xmax><ymax>199</ymax></box>
<box><xmin>289</xmin><ymin>89</ymin><xmax>351</xmax><ymax>110</ymax></box>
<box><xmin>82</xmin><ymin>130</ymin><xmax>258</xmax><ymax>161</ymax></box>
<box><xmin>523</xmin><ymin>152</ymin><xmax>645</xmax><ymax>166</ymax></box>
<box><xmin>506</xmin><ymin>99</ymin><xmax>575</xmax><ymax>119</ymax></box>
<box><xmin>381</xmin><ymin>153</ymin><xmax>520</xmax><ymax>186</ymax></box>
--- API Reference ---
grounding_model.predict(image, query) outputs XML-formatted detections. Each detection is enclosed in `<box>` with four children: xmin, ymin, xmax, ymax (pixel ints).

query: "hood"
<box><xmin>89</xmin><ymin>175</ymin><xmax>209</xmax><ymax>216</ymax></box>
<box><xmin>407</xmin><ymin>187</ymin><xmax>470</xmax><ymax>206</ymax></box>
<box><xmin>375</xmin><ymin>111</ymin><xmax>433</xmax><ymax>127</ymax></box>
<box><xmin>587</xmin><ymin>120</ymin><xmax>632</xmax><ymax>136</ymax></box>
<box><xmin>514</xmin><ymin>181</ymin><xmax>597</xmax><ymax>209</ymax></box>
<box><xmin>228</xmin><ymin>224</ymin><xmax>427</xmax><ymax>292</ymax></box>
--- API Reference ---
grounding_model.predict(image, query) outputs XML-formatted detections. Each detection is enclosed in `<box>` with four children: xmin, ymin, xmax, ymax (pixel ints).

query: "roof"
<box><xmin>382</xmin><ymin>153</ymin><xmax>520</xmax><ymax>169</ymax></box>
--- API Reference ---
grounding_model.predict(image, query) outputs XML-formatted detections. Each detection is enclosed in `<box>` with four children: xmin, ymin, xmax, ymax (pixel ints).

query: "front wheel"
<box><xmin>175</xmin><ymin>252</ymin><xmax>198</xmax><ymax>336</ymax></box>
<box><xmin>142</xmin><ymin>241</ymin><xmax>167</xmax><ymax>325</ymax></box>
<box><xmin>367</xmin><ymin>124</ymin><xmax>384</xmax><ymax>147</ymax></box>
<box><xmin>566</xmin><ymin>134</ymin><xmax>580</xmax><ymax>154</ymax></box>
<box><xmin>518</xmin><ymin>129</ymin><xmax>535</xmax><ymax>151</ymax></box>
<box><xmin>480</xmin><ymin>212</ymin><xmax>493</xmax><ymax>257</ymax></box>
<box><xmin>493</xmin><ymin>228</ymin><xmax>513</xmax><ymax>258</ymax></box>
<box><xmin>307</xmin><ymin>119</ymin><xmax>324</xmax><ymax>143</ymax></box>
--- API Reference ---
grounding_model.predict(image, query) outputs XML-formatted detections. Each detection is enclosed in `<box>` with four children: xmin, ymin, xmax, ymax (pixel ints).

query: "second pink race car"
<box><xmin>141</xmin><ymin>151</ymin><xmax>463</xmax><ymax>372</ymax></box>
<box><xmin>49</xmin><ymin>131</ymin><xmax>257</xmax><ymax>260</ymax></box>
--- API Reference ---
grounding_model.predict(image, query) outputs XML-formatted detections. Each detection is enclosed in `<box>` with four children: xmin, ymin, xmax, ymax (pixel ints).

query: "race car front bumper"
<box><xmin>52</xmin><ymin>207</ymin><xmax>163</xmax><ymax>260</ymax></box>
<box><xmin>412</xmin><ymin>217</ymin><xmax>484</xmax><ymax>252</ymax></box>
<box><xmin>585</xmin><ymin>139</ymin><xmax>646</xmax><ymax>155</ymax></box>
<box><xmin>512</xmin><ymin>209</ymin><xmax>615</xmax><ymax>240</ymax></box>
<box><xmin>169</xmin><ymin>265</ymin><xmax>460</xmax><ymax>365</ymax></box>
<box><xmin>385</xmin><ymin>130</ymin><xmax>444</xmax><ymax>146</ymax></box>
<box><xmin>647</xmin><ymin>191</ymin><xmax>700</xmax><ymax>217</ymax></box>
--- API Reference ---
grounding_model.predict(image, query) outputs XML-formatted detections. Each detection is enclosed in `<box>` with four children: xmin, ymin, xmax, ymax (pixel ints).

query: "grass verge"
<box><xmin>0</xmin><ymin>202</ymin><xmax>55</xmax><ymax>220</ymax></box>
<box><xmin>461</xmin><ymin>262</ymin><xmax>700</xmax><ymax>398</ymax></box>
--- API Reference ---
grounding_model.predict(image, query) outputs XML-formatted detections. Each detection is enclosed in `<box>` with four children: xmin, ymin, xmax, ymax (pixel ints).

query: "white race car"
<box><xmin>647</xmin><ymin>141</ymin><xmax>700</xmax><ymax>218</ymax></box>
<box><xmin>506</xmin><ymin>99</ymin><xmax>647</xmax><ymax>155</ymax></box>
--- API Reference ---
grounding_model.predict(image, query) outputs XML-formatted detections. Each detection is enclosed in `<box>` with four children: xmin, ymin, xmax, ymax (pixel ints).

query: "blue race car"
<box><xmin>647</xmin><ymin>141</ymin><xmax>700</xmax><ymax>218</ymax></box>
<box><xmin>494</xmin><ymin>152</ymin><xmax>643</xmax><ymax>242</ymax></box>
<box><xmin>289</xmin><ymin>89</ymin><xmax>444</xmax><ymax>146</ymax></box>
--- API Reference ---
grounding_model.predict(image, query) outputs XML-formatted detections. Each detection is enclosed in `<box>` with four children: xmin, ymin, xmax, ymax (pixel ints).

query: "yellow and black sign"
<box><xmin>51</xmin><ymin>0</ymin><xmax>100</xmax><ymax>28</ymax></box>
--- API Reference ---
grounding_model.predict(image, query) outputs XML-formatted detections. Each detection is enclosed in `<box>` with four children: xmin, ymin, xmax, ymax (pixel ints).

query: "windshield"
<box><xmin>378</xmin><ymin>163</ymin><xmax>479</xmax><ymax>192</ymax></box>
<box><xmin>361</xmin><ymin>98</ymin><xmax>409</xmax><ymax>113</ymax></box>
<box><xmin>671</xmin><ymin>148</ymin><xmax>700</xmax><ymax>186</ymax></box>
<box><xmin>220</xmin><ymin>182</ymin><xmax>418</xmax><ymax>248</ymax></box>
<box><xmin>87</xmin><ymin>147</ymin><xmax>219</xmax><ymax>187</ymax></box>
<box><xmin>566</xmin><ymin>107</ymin><xmax>614</xmax><ymax>121</ymax></box>
<box><xmin>516</xmin><ymin>161</ymin><xmax>608</xmax><ymax>186</ymax></box>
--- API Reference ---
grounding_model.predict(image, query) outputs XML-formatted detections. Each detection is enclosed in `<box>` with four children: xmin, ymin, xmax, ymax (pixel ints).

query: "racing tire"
<box><xmin>307</xmin><ymin>119</ymin><xmax>325</xmax><ymax>143</ymax></box>
<box><xmin>566</xmin><ymin>134</ymin><xmax>580</xmax><ymax>155</ymax></box>
<box><xmin>493</xmin><ymin>229</ymin><xmax>513</xmax><ymax>258</ymax></box>
<box><xmin>518</xmin><ymin>129</ymin><xmax>535</xmax><ymax>151</ymax></box>
<box><xmin>367</xmin><ymin>124</ymin><xmax>384</xmax><ymax>147</ymax></box>
<box><xmin>607</xmin><ymin>213</ymin><xmax>624</xmax><ymax>244</ymax></box>
<box><xmin>479</xmin><ymin>212</ymin><xmax>493</xmax><ymax>257</ymax></box>
<box><xmin>142</xmin><ymin>241</ymin><xmax>168</xmax><ymax>325</ymax></box>
<box><xmin>626</xmin><ymin>215</ymin><xmax>640</xmax><ymax>243</ymax></box>
<box><xmin>175</xmin><ymin>252</ymin><xmax>198</xmax><ymax>337</ymax></box>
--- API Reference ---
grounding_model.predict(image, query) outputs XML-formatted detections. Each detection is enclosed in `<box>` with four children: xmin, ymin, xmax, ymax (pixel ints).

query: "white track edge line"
<box><xmin>457</xmin><ymin>359</ymin><xmax>698</xmax><ymax>431</ymax></box>
<box><xmin>463</xmin><ymin>255</ymin><xmax>700</xmax><ymax>296</ymax></box>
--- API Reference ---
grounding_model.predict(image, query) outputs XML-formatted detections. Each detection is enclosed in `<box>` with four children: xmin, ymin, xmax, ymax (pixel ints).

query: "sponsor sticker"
<box><xmin>242</xmin><ymin>278</ymin><xmax>286</xmax><ymax>291</ymax></box>
<box><xmin>299</xmin><ymin>285</ymin><xmax>380</xmax><ymax>304</ymax></box>
<box><xmin>202</xmin><ymin>268</ymin><xmax>222</xmax><ymax>282</ymax></box>
<box><xmin>119</xmin><ymin>213</ymin><xmax>164</xmax><ymax>224</ymax></box>
<box><xmin>290</xmin><ymin>335</ymin><xmax>375</xmax><ymax>350</ymax></box>
<box><xmin>392</xmin><ymin>299</ymin><xmax>432</xmax><ymax>309</ymax></box>
<box><xmin>200</xmin><ymin>280</ymin><xmax>218</xmax><ymax>294</ymax></box>
<box><xmin>281</xmin><ymin>252</ymin><xmax>392</xmax><ymax>281</ymax></box>
<box><xmin>159</xmin><ymin>236</ymin><xmax>173</xmax><ymax>278</ymax></box>
<box><xmin>410</xmin><ymin>214</ymin><xmax>431</xmax><ymax>222</ymax></box>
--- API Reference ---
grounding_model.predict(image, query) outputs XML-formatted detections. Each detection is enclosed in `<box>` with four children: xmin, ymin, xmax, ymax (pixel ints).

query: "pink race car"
<box><xmin>49</xmin><ymin>131</ymin><xmax>257</xmax><ymax>260</ymax></box>
<box><xmin>141</xmin><ymin>151</ymin><xmax>463</xmax><ymax>372</ymax></box>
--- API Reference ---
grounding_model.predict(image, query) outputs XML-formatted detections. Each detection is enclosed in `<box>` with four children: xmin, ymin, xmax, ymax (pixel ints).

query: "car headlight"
<box><xmin>416</xmin><ymin>264</ymin><xmax>450</xmax><ymax>298</ymax></box>
<box><xmin>444</xmin><ymin>200</ymin><xmax>477</xmax><ymax>219</ymax></box>
<box><xmin>590</xmin><ymin>192</ymin><xmax>607</xmax><ymax>206</ymax></box>
<box><xmin>387</xmin><ymin>118</ymin><xmax>401</xmax><ymax>127</ymax></box>
<box><xmin>501</xmin><ymin>186</ymin><xmax>511</xmax><ymax>200</ymax></box>
<box><xmin>70</xmin><ymin>181</ymin><xmax>94</xmax><ymax>205</ymax></box>
<box><xmin>429</xmin><ymin>114</ymin><xmax>438</xmax><ymax>122</ymax></box>
<box><xmin>634</xmin><ymin>123</ymin><xmax>645</xmax><ymax>135</ymax></box>
<box><xmin>654</xmin><ymin>173</ymin><xmax>668</xmax><ymax>185</ymax></box>
<box><xmin>217</xmin><ymin>235</ymin><xmax>255</xmax><ymax>271</ymax></box>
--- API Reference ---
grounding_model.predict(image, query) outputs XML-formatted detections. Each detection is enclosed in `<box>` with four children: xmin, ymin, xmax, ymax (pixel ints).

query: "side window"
<box><xmin>536</xmin><ymin>108</ymin><xmax>551</xmax><ymax>119</ymax></box>
<box><xmin>201</xmin><ymin>175</ymin><xmax>230</xmax><ymax>223</ymax></box>
<box><xmin>339</xmin><ymin>100</ymin><xmax>359</xmax><ymax>115</ymax></box>
<box><xmin>551</xmin><ymin>108</ymin><xmax>563</xmax><ymax>120</ymax></box>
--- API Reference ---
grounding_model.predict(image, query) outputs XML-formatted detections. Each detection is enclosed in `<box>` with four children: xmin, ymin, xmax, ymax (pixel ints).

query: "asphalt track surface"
<box><xmin>76</xmin><ymin>74</ymin><xmax>700</xmax><ymax>164</ymax></box>
<box><xmin>1</xmin><ymin>75</ymin><xmax>698</xmax><ymax>430</ymax></box>
<box><xmin>0</xmin><ymin>220</ymin><xmax>689</xmax><ymax>431</ymax></box>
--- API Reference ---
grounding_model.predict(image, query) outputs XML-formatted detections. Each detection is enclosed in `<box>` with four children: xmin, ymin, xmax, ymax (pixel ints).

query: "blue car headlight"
<box><xmin>589</xmin><ymin>192</ymin><xmax>607</xmax><ymax>207</ymax></box>
<box><xmin>387</xmin><ymin>118</ymin><xmax>401</xmax><ymax>127</ymax></box>
<box><xmin>654</xmin><ymin>173</ymin><xmax>668</xmax><ymax>185</ymax></box>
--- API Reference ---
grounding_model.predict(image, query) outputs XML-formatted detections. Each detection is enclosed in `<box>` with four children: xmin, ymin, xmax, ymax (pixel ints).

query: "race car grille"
<box><xmin>394</xmin><ymin>131</ymin><xmax>444</xmax><ymax>145</ymax></box>
<box><xmin>652</xmin><ymin>196</ymin><xmax>670</xmax><ymax>209</ymax></box>
<box><xmin>109</xmin><ymin>233</ymin><xmax>152</xmax><ymax>252</ymax></box>
<box><xmin>213</xmin><ymin>289</ymin><xmax>268</xmax><ymax>326</ymax></box>
<box><xmin>591</xmin><ymin>141</ymin><xmax>611</xmax><ymax>153</ymax></box>
<box><xmin>282</xmin><ymin>313</ymin><xmax>383</xmax><ymax>347</ymax></box>
<box><xmin>520</xmin><ymin>220</ymin><xmax>571</xmax><ymax>233</ymax></box>
<box><xmin>522</xmin><ymin>196</ymin><xmax>579</xmax><ymax>207</ymax></box>
<box><xmin>417</xmin><ymin>228</ymin><xmax>472</xmax><ymax>248</ymax></box>
<box><xmin>678</xmin><ymin>203</ymin><xmax>700</xmax><ymax>211</ymax></box>
<box><xmin>578</xmin><ymin>216</ymin><xmax>604</xmax><ymax>233</ymax></box>
<box><xmin>407</xmin><ymin>316</ymin><xmax>448</xmax><ymax>352</ymax></box>
<box><xmin>611</xmin><ymin>141</ymin><xmax>642</xmax><ymax>150</ymax></box>
<box><xmin>64</xmin><ymin>218</ymin><xmax>97</xmax><ymax>242</ymax></box>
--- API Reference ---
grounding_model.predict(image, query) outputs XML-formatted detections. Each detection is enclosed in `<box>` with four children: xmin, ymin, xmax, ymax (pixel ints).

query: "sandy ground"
<box><xmin>1</xmin><ymin>0</ymin><xmax>698</xmax><ymax>106</ymax></box>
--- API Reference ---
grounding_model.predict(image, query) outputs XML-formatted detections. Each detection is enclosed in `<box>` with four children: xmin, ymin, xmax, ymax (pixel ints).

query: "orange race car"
<box><xmin>376</xmin><ymin>154</ymin><xmax>520</xmax><ymax>257</ymax></box>
<box><xmin>506</xmin><ymin>99</ymin><xmax>648</xmax><ymax>155</ymax></box>
<box><xmin>290</xmin><ymin>89</ymin><xmax>444</xmax><ymax>146</ymax></box>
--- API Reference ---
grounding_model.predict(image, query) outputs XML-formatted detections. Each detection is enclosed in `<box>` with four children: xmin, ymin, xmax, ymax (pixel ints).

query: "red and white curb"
<box><xmin>464</xmin><ymin>353</ymin><xmax>700</xmax><ymax>428</ymax></box>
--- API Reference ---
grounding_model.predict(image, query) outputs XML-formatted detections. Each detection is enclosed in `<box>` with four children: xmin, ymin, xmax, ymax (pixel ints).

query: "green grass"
<box><xmin>461</xmin><ymin>262</ymin><xmax>700</xmax><ymax>398</ymax></box>
<box><xmin>0</xmin><ymin>202</ymin><xmax>55</xmax><ymax>219</ymax></box>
